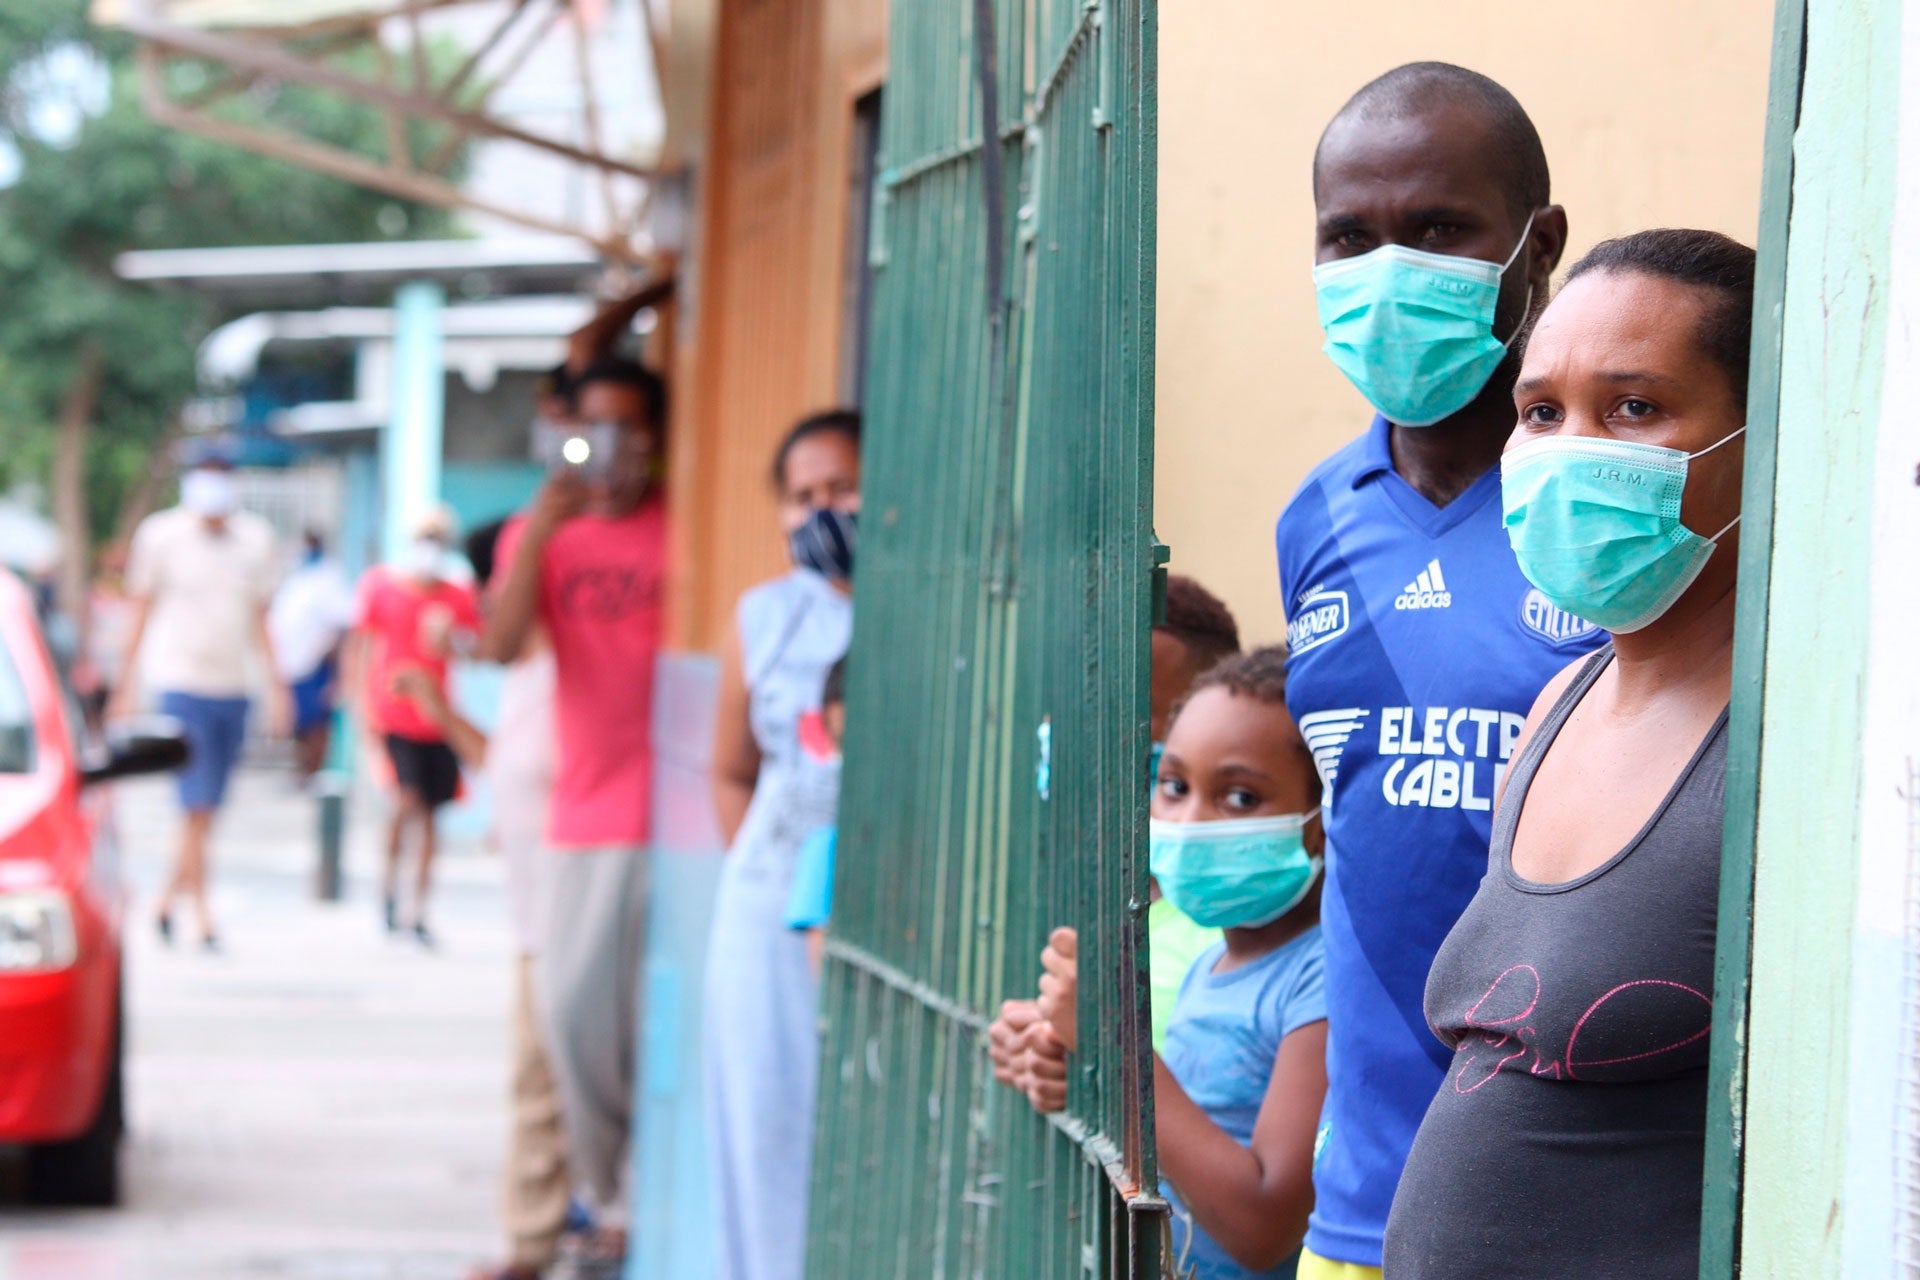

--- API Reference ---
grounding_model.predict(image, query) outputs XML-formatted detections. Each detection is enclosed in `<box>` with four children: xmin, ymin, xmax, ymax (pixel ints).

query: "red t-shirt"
<box><xmin>354</xmin><ymin>568</ymin><xmax>482</xmax><ymax>742</ymax></box>
<box><xmin>496</xmin><ymin>501</ymin><xmax>666</xmax><ymax>848</ymax></box>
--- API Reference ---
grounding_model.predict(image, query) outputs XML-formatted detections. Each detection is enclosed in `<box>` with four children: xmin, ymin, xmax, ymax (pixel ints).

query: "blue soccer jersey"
<box><xmin>1274</xmin><ymin>416</ymin><xmax>1605</xmax><ymax>1267</ymax></box>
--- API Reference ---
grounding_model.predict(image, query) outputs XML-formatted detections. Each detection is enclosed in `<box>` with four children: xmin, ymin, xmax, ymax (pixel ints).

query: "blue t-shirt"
<box><xmin>1274</xmin><ymin>417</ymin><xmax>1605</xmax><ymax>1267</ymax></box>
<box><xmin>1161</xmin><ymin>925</ymin><xmax>1328</xmax><ymax>1280</ymax></box>
<box><xmin>783</xmin><ymin>825</ymin><xmax>836</xmax><ymax>930</ymax></box>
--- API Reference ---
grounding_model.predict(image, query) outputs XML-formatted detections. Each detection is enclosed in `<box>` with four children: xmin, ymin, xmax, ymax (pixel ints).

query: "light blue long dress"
<box><xmin>703</xmin><ymin>568</ymin><xmax>851</xmax><ymax>1280</ymax></box>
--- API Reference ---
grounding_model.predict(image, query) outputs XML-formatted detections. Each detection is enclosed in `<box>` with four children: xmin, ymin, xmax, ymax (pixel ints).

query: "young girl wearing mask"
<box><xmin>1025</xmin><ymin>646</ymin><xmax>1328</xmax><ymax>1279</ymax></box>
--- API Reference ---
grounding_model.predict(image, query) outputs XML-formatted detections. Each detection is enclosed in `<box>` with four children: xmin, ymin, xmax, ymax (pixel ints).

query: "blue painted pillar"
<box><xmin>627</xmin><ymin>652</ymin><xmax>725</xmax><ymax>1280</ymax></box>
<box><xmin>382</xmin><ymin>280</ymin><xmax>446</xmax><ymax>563</ymax></box>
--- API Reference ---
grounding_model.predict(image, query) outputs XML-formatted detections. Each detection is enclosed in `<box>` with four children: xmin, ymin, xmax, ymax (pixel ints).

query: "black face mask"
<box><xmin>788</xmin><ymin>507</ymin><xmax>857</xmax><ymax>581</ymax></box>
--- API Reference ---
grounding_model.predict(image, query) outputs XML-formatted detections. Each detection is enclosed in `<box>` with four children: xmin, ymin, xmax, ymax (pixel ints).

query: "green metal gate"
<box><xmin>808</xmin><ymin>1</ymin><xmax>1163</xmax><ymax>1276</ymax></box>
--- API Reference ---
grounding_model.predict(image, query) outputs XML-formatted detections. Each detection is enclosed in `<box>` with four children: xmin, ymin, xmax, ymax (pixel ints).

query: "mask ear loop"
<box><xmin>1493</xmin><ymin>210</ymin><xmax>1539</xmax><ymax>349</ymax></box>
<box><xmin>1688</xmin><ymin>423</ymin><xmax>1748</xmax><ymax>460</ymax></box>
<box><xmin>1499</xmin><ymin>209</ymin><xmax>1538</xmax><ymax>274</ymax></box>
<box><xmin>1690</xmin><ymin>424</ymin><xmax>1748</xmax><ymax>543</ymax></box>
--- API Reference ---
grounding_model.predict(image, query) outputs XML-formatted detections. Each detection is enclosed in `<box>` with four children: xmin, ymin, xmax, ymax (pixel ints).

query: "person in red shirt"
<box><xmin>348</xmin><ymin>507</ymin><xmax>481</xmax><ymax>947</ymax></box>
<box><xmin>483</xmin><ymin>357</ymin><xmax>668</xmax><ymax>1256</ymax></box>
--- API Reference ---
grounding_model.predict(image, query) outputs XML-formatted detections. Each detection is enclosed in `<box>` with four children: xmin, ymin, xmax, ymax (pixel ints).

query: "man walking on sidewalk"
<box><xmin>348</xmin><ymin>507</ymin><xmax>481</xmax><ymax>947</ymax></box>
<box><xmin>114</xmin><ymin>455</ymin><xmax>288</xmax><ymax>951</ymax></box>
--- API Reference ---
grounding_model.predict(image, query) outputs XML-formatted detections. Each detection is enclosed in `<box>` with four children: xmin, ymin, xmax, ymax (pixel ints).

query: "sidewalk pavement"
<box><xmin>0</xmin><ymin>765</ymin><xmax>518</xmax><ymax>1280</ymax></box>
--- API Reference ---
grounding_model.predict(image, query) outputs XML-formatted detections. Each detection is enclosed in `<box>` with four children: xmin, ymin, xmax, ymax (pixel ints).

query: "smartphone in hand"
<box><xmin>531</xmin><ymin>420</ymin><xmax>620</xmax><ymax>482</ymax></box>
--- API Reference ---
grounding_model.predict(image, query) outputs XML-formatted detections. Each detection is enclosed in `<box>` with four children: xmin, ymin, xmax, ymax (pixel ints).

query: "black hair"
<box><xmin>575</xmin><ymin>357</ymin><xmax>668</xmax><ymax>430</ymax></box>
<box><xmin>1158</xmin><ymin>575</ymin><xmax>1241</xmax><ymax>670</ymax></box>
<box><xmin>1315</xmin><ymin>62</ymin><xmax>1550</xmax><ymax>219</ymax></box>
<box><xmin>1564</xmin><ymin>228</ymin><xmax>1758</xmax><ymax>413</ymax></box>
<box><xmin>1172</xmin><ymin>646</ymin><xmax>1318</xmax><ymax>794</ymax></box>
<box><xmin>771</xmin><ymin>409</ymin><xmax>863</xmax><ymax>490</ymax></box>
<box><xmin>534</xmin><ymin>362</ymin><xmax>576</xmax><ymax>405</ymax></box>
<box><xmin>465</xmin><ymin>518</ymin><xmax>507</xmax><ymax>590</ymax></box>
<box><xmin>821</xmin><ymin>656</ymin><xmax>848</xmax><ymax>709</ymax></box>
<box><xmin>1182</xmin><ymin>645</ymin><xmax>1291</xmax><ymax>711</ymax></box>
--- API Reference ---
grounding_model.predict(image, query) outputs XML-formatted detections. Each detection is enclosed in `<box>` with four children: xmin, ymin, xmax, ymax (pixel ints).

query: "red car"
<box><xmin>0</xmin><ymin>572</ymin><xmax>183</xmax><ymax>1205</ymax></box>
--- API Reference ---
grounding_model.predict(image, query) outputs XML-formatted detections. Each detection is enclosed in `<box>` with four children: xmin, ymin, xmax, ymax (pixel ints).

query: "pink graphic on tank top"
<box><xmin>1450</xmin><ymin>967</ymin><xmax>1710</xmax><ymax>1093</ymax></box>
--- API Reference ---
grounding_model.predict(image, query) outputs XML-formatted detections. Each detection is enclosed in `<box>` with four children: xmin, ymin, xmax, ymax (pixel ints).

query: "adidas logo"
<box><xmin>1394</xmin><ymin>559</ymin><xmax>1453</xmax><ymax>611</ymax></box>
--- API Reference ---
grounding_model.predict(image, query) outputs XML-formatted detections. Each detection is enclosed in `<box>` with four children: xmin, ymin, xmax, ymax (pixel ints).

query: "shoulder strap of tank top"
<box><xmin>1488</xmin><ymin>644</ymin><xmax>1615</xmax><ymax>866</ymax></box>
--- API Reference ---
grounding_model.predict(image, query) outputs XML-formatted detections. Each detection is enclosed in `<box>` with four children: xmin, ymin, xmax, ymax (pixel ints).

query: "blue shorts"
<box><xmin>159</xmin><ymin>691</ymin><xmax>250</xmax><ymax>812</ymax></box>
<box><xmin>289</xmin><ymin>659</ymin><xmax>336</xmax><ymax>736</ymax></box>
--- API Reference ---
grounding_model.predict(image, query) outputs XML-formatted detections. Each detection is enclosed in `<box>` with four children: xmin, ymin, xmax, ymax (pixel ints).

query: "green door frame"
<box><xmin>1698</xmin><ymin>0</ymin><xmax>1804</xmax><ymax>1273</ymax></box>
<box><xmin>1705</xmin><ymin>0</ymin><xmax>1912</xmax><ymax>1274</ymax></box>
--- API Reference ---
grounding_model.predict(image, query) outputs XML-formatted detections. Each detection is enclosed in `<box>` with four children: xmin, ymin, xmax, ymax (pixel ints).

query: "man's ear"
<box><xmin>1529</xmin><ymin>204</ymin><xmax>1570</xmax><ymax>294</ymax></box>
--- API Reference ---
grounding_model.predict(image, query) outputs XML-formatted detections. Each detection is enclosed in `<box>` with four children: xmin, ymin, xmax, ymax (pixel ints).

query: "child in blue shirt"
<box><xmin>783</xmin><ymin>657</ymin><xmax>846</xmax><ymax>970</ymax></box>
<box><xmin>1023</xmin><ymin>647</ymin><xmax>1328</xmax><ymax>1279</ymax></box>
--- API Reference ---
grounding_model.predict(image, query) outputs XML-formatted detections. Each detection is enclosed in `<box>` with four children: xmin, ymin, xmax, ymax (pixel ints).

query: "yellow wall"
<box><xmin>1154</xmin><ymin>2</ymin><xmax>1774</xmax><ymax>643</ymax></box>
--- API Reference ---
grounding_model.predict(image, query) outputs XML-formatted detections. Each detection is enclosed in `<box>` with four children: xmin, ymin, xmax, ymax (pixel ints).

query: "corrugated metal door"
<box><xmin>810</xmin><ymin>2</ymin><xmax>1163</xmax><ymax>1276</ymax></box>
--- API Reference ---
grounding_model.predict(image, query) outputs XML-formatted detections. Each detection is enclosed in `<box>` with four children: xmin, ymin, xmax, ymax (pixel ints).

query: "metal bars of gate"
<box><xmin>808</xmin><ymin>0</ymin><xmax>1163</xmax><ymax>1277</ymax></box>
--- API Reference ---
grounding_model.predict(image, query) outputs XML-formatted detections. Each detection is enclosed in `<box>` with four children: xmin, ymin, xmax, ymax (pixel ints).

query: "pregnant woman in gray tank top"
<box><xmin>1384</xmin><ymin>228</ymin><xmax>1757</xmax><ymax>1278</ymax></box>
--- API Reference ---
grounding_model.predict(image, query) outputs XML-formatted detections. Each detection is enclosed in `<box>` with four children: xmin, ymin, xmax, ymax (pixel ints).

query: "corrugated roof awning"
<box><xmin>116</xmin><ymin>234</ymin><xmax>605</xmax><ymax>307</ymax></box>
<box><xmin>94</xmin><ymin>0</ymin><xmax>666</xmax><ymax>265</ymax></box>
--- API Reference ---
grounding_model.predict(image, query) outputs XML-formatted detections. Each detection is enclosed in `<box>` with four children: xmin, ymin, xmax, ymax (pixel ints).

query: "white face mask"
<box><xmin>181</xmin><ymin>469</ymin><xmax>237</xmax><ymax>518</ymax></box>
<box><xmin>403</xmin><ymin>537</ymin><xmax>445</xmax><ymax>579</ymax></box>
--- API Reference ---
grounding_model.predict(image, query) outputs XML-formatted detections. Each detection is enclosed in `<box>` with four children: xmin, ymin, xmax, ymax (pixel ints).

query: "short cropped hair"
<box><xmin>575</xmin><ymin>357</ymin><xmax>668</xmax><ymax>430</ymax></box>
<box><xmin>1316</xmin><ymin>62</ymin><xmax>1550</xmax><ymax>219</ymax></box>
<box><xmin>1184</xmin><ymin>645</ymin><xmax>1291</xmax><ymax>710</ymax></box>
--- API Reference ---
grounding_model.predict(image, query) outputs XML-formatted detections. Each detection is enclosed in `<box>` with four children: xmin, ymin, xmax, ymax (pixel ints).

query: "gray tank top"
<box><xmin>1384</xmin><ymin>645</ymin><xmax>1728</xmax><ymax>1280</ymax></box>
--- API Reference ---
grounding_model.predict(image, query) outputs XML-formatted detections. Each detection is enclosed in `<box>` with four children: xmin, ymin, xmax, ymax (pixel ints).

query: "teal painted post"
<box><xmin>383</xmin><ymin>280</ymin><xmax>446</xmax><ymax>564</ymax></box>
<box><xmin>1699</xmin><ymin>2</ymin><xmax>1804</xmax><ymax>1275</ymax></box>
<box><xmin>341</xmin><ymin>447</ymin><xmax>381</xmax><ymax>579</ymax></box>
<box><xmin>625</xmin><ymin>653</ymin><xmax>725</xmax><ymax>1280</ymax></box>
<box><xmin>333</xmin><ymin>445</ymin><xmax>383</xmax><ymax>782</ymax></box>
<box><xmin>1736</xmin><ymin>0</ymin><xmax>1905</xmax><ymax>1273</ymax></box>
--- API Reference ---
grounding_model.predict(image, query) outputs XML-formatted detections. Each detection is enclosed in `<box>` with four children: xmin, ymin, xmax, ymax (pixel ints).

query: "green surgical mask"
<box><xmin>1500</xmin><ymin>427</ymin><xmax>1745</xmax><ymax>634</ymax></box>
<box><xmin>1148</xmin><ymin>812</ymin><xmax>1322</xmax><ymax>930</ymax></box>
<box><xmin>1312</xmin><ymin>214</ymin><xmax>1533</xmax><ymax>427</ymax></box>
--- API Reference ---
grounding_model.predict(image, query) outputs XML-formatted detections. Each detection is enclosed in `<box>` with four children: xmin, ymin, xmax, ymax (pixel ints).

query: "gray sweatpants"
<box><xmin>539</xmin><ymin>845</ymin><xmax>649</xmax><ymax>1224</ymax></box>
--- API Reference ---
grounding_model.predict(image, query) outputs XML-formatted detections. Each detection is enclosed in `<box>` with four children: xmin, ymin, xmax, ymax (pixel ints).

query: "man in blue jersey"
<box><xmin>1275</xmin><ymin>64</ymin><xmax>1607</xmax><ymax>1279</ymax></box>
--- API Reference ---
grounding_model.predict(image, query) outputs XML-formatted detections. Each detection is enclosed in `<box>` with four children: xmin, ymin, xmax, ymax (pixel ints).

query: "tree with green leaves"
<box><xmin>0</xmin><ymin>3</ymin><xmax>461</xmax><ymax>616</ymax></box>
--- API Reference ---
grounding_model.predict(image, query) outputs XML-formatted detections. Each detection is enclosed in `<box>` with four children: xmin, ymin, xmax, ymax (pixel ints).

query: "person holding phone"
<box><xmin>483</xmin><ymin>357</ymin><xmax>669</xmax><ymax>1263</ymax></box>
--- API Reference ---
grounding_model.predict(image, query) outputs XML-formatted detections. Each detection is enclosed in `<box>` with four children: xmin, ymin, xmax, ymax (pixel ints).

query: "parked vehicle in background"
<box><xmin>0</xmin><ymin>570</ymin><xmax>186</xmax><ymax>1205</ymax></box>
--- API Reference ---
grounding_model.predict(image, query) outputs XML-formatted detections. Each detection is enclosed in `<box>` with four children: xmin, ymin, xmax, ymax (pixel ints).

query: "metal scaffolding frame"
<box><xmin>104</xmin><ymin>0</ymin><xmax>663</xmax><ymax>264</ymax></box>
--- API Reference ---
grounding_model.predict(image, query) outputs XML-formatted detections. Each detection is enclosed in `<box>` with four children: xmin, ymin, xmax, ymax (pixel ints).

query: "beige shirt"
<box><xmin>127</xmin><ymin>506</ymin><xmax>278</xmax><ymax>698</ymax></box>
